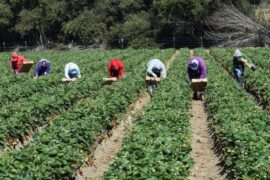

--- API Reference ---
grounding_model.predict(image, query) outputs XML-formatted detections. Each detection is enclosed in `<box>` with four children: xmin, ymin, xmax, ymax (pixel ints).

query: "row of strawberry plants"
<box><xmin>242</xmin><ymin>48</ymin><xmax>270</xmax><ymax>70</ymax></box>
<box><xmin>0</xmin><ymin>48</ymin><xmax>138</xmax><ymax>118</ymax></box>
<box><xmin>0</xmin><ymin>49</ymin><xmax>159</xmax><ymax>150</ymax></box>
<box><xmin>195</xmin><ymin>49</ymin><xmax>270</xmax><ymax>179</ymax></box>
<box><xmin>210</xmin><ymin>48</ymin><xmax>270</xmax><ymax>109</ymax></box>
<box><xmin>0</xmin><ymin>49</ymin><xmax>175</xmax><ymax>179</ymax></box>
<box><xmin>0</xmin><ymin>48</ymin><xmax>144</xmax><ymax>153</ymax></box>
<box><xmin>0</xmin><ymin>49</ymin><xmax>123</xmax><ymax>106</ymax></box>
<box><xmin>104</xmin><ymin>49</ymin><xmax>193</xmax><ymax>179</ymax></box>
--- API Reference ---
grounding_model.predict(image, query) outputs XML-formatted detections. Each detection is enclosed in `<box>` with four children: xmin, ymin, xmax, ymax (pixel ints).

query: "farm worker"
<box><xmin>233</xmin><ymin>49</ymin><xmax>256</xmax><ymax>80</ymax></box>
<box><xmin>147</xmin><ymin>59</ymin><xmax>166</xmax><ymax>79</ymax></box>
<box><xmin>187</xmin><ymin>56</ymin><xmax>207</xmax><ymax>81</ymax></box>
<box><xmin>146</xmin><ymin>59</ymin><xmax>166</xmax><ymax>94</ymax></box>
<box><xmin>107</xmin><ymin>59</ymin><xmax>124</xmax><ymax>79</ymax></box>
<box><xmin>187</xmin><ymin>56</ymin><xmax>207</xmax><ymax>100</ymax></box>
<box><xmin>10</xmin><ymin>52</ymin><xmax>28</xmax><ymax>75</ymax></box>
<box><xmin>64</xmin><ymin>62</ymin><xmax>81</xmax><ymax>79</ymax></box>
<box><xmin>35</xmin><ymin>59</ymin><xmax>50</xmax><ymax>77</ymax></box>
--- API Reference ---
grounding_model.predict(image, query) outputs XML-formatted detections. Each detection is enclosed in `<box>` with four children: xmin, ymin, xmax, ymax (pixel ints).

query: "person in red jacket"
<box><xmin>10</xmin><ymin>52</ymin><xmax>28</xmax><ymax>75</ymax></box>
<box><xmin>107</xmin><ymin>59</ymin><xmax>124</xmax><ymax>79</ymax></box>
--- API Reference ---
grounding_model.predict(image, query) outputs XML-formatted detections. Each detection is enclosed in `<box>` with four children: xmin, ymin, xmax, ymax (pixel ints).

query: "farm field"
<box><xmin>210</xmin><ymin>48</ymin><xmax>270</xmax><ymax>110</ymax></box>
<box><xmin>0</xmin><ymin>48</ymin><xmax>269</xmax><ymax>179</ymax></box>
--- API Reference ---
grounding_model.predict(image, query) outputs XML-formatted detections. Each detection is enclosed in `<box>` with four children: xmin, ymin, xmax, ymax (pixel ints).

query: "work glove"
<box><xmin>251</xmin><ymin>64</ymin><xmax>256</xmax><ymax>71</ymax></box>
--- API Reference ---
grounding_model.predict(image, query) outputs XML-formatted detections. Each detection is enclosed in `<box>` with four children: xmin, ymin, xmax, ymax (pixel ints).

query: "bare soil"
<box><xmin>76</xmin><ymin>91</ymin><xmax>150</xmax><ymax>180</ymax></box>
<box><xmin>165</xmin><ymin>50</ymin><xmax>179</xmax><ymax>71</ymax></box>
<box><xmin>189</xmin><ymin>49</ymin><xmax>224</xmax><ymax>179</ymax></box>
<box><xmin>190</xmin><ymin>49</ymin><xmax>194</xmax><ymax>57</ymax></box>
<box><xmin>76</xmin><ymin>51</ymin><xmax>179</xmax><ymax>180</ymax></box>
<box><xmin>189</xmin><ymin>100</ymin><xmax>225</xmax><ymax>180</ymax></box>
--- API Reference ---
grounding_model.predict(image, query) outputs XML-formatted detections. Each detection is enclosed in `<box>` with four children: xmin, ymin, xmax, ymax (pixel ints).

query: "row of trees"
<box><xmin>0</xmin><ymin>0</ymin><xmax>264</xmax><ymax>48</ymax></box>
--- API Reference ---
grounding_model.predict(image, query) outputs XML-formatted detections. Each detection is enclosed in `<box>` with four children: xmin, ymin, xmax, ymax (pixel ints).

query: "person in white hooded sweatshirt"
<box><xmin>64</xmin><ymin>62</ymin><xmax>81</xmax><ymax>80</ymax></box>
<box><xmin>146</xmin><ymin>59</ymin><xmax>166</xmax><ymax>94</ymax></box>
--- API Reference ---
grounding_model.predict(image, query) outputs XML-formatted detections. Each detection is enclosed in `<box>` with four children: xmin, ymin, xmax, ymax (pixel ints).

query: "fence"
<box><xmin>0</xmin><ymin>35</ymin><xmax>266</xmax><ymax>52</ymax></box>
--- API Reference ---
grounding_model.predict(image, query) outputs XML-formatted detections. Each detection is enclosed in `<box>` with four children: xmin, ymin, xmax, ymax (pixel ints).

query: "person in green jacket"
<box><xmin>233</xmin><ymin>49</ymin><xmax>256</xmax><ymax>87</ymax></box>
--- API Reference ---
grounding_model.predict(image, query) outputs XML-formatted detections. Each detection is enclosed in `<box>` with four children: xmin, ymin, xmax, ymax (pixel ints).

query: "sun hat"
<box><xmin>190</xmin><ymin>59</ymin><xmax>199</xmax><ymax>70</ymax></box>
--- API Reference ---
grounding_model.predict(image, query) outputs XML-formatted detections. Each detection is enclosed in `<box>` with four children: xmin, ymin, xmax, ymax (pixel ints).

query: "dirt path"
<box><xmin>190</xmin><ymin>47</ymin><xmax>225</xmax><ymax>180</ymax></box>
<box><xmin>189</xmin><ymin>100</ymin><xmax>224</xmax><ymax>180</ymax></box>
<box><xmin>189</xmin><ymin>50</ymin><xmax>224</xmax><ymax>179</ymax></box>
<box><xmin>165</xmin><ymin>50</ymin><xmax>179</xmax><ymax>71</ymax></box>
<box><xmin>76</xmin><ymin>91</ymin><xmax>150</xmax><ymax>180</ymax></box>
<box><xmin>190</xmin><ymin>49</ymin><xmax>194</xmax><ymax>57</ymax></box>
<box><xmin>76</xmin><ymin>51</ymin><xmax>179</xmax><ymax>180</ymax></box>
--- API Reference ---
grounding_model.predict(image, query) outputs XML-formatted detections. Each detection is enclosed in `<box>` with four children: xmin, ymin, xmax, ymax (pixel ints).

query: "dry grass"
<box><xmin>256</xmin><ymin>6</ymin><xmax>270</xmax><ymax>22</ymax></box>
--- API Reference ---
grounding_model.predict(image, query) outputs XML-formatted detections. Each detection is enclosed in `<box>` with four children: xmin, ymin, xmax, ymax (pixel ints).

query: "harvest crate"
<box><xmin>145</xmin><ymin>76</ymin><xmax>161</xmax><ymax>85</ymax></box>
<box><xmin>103</xmin><ymin>77</ymin><xmax>117</xmax><ymax>84</ymax></box>
<box><xmin>191</xmin><ymin>78</ymin><xmax>207</xmax><ymax>91</ymax></box>
<box><xmin>62</xmin><ymin>78</ymin><xmax>76</xmax><ymax>83</ymax></box>
<box><xmin>20</xmin><ymin>61</ymin><xmax>34</xmax><ymax>73</ymax></box>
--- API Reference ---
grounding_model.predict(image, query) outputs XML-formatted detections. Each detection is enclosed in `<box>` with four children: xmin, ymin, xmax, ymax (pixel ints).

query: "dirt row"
<box><xmin>189</xmin><ymin>50</ymin><xmax>224</xmax><ymax>180</ymax></box>
<box><xmin>76</xmin><ymin>50</ymin><xmax>228</xmax><ymax>180</ymax></box>
<box><xmin>76</xmin><ymin>51</ymin><xmax>180</xmax><ymax>179</ymax></box>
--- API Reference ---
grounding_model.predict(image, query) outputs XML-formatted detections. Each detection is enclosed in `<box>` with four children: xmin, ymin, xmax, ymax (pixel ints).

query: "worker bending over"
<box><xmin>146</xmin><ymin>59</ymin><xmax>166</xmax><ymax>94</ymax></box>
<box><xmin>187</xmin><ymin>56</ymin><xmax>207</xmax><ymax>99</ymax></box>
<box><xmin>64</xmin><ymin>62</ymin><xmax>81</xmax><ymax>80</ymax></box>
<box><xmin>187</xmin><ymin>56</ymin><xmax>207</xmax><ymax>81</ymax></box>
<box><xmin>107</xmin><ymin>59</ymin><xmax>124</xmax><ymax>79</ymax></box>
<box><xmin>35</xmin><ymin>59</ymin><xmax>50</xmax><ymax>77</ymax></box>
<box><xmin>10</xmin><ymin>52</ymin><xmax>28</xmax><ymax>75</ymax></box>
<box><xmin>233</xmin><ymin>49</ymin><xmax>256</xmax><ymax>87</ymax></box>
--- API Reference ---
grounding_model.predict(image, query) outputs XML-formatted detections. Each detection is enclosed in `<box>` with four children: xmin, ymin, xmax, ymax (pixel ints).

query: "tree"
<box><xmin>0</xmin><ymin>2</ymin><xmax>12</xmax><ymax>27</ymax></box>
<box><xmin>63</xmin><ymin>10</ymin><xmax>106</xmax><ymax>44</ymax></box>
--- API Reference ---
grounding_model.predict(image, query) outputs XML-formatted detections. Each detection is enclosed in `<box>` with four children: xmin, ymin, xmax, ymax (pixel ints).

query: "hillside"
<box><xmin>0</xmin><ymin>0</ymin><xmax>269</xmax><ymax>48</ymax></box>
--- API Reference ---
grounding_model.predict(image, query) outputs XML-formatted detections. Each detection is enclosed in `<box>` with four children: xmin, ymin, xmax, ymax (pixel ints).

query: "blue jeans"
<box><xmin>233</xmin><ymin>68</ymin><xmax>244</xmax><ymax>87</ymax></box>
<box><xmin>233</xmin><ymin>69</ymin><xmax>243</xmax><ymax>78</ymax></box>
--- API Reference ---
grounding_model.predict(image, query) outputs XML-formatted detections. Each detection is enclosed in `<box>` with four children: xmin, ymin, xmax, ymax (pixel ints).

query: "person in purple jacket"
<box><xmin>187</xmin><ymin>56</ymin><xmax>207</xmax><ymax>100</ymax></box>
<box><xmin>187</xmin><ymin>56</ymin><xmax>207</xmax><ymax>81</ymax></box>
<box><xmin>35</xmin><ymin>59</ymin><xmax>50</xmax><ymax>78</ymax></box>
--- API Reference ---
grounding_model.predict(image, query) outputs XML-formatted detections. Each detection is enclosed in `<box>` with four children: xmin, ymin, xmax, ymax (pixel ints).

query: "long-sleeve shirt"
<box><xmin>187</xmin><ymin>56</ymin><xmax>207</xmax><ymax>80</ymax></box>
<box><xmin>107</xmin><ymin>59</ymin><xmax>124</xmax><ymax>79</ymax></box>
<box><xmin>65</xmin><ymin>63</ymin><xmax>81</xmax><ymax>79</ymax></box>
<box><xmin>147</xmin><ymin>59</ymin><xmax>166</xmax><ymax>79</ymax></box>
<box><xmin>10</xmin><ymin>52</ymin><xmax>28</xmax><ymax>74</ymax></box>
<box><xmin>35</xmin><ymin>59</ymin><xmax>50</xmax><ymax>77</ymax></box>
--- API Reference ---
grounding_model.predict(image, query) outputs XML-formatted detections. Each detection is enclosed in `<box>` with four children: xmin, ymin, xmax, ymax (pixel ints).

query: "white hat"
<box><xmin>190</xmin><ymin>59</ymin><xmax>199</xmax><ymax>70</ymax></box>
<box><xmin>234</xmin><ymin>49</ymin><xmax>242</xmax><ymax>57</ymax></box>
<box><xmin>40</xmin><ymin>59</ymin><xmax>49</xmax><ymax>63</ymax></box>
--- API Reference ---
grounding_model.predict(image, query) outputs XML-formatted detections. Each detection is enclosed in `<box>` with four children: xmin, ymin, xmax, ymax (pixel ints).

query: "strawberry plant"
<box><xmin>0</xmin><ymin>49</ymin><xmax>174</xmax><ymax>179</ymax></box>
<box><xmin>104</xmin><ymin>49</ymin><xmax>193</xmax><ymax>179</ymax></box>
<box><xmin>195</xmin><ymin>48</ymin><xmax>270</xmax><ymax>179</ymax></box>
<box><xmin>0</xmin><ymin>49</ymin><xmax>159</xmax><ymax>149</ymax></box>
<box><xmin>210</xmin><ymin>48</ymin><xmax>270</xmax><ymax>110</ymax></box>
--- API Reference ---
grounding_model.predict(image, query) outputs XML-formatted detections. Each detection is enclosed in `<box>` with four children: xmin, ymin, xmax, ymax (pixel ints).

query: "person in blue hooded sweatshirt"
<box><xmin>64</xmin><ymin>62</ymin><xmax>81</xmax><ymax>80</ymax></box>
<box><xmin>35</xmin><ymin>59</ymin><xmax>50</xmax><ymax>77</ymax></box>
